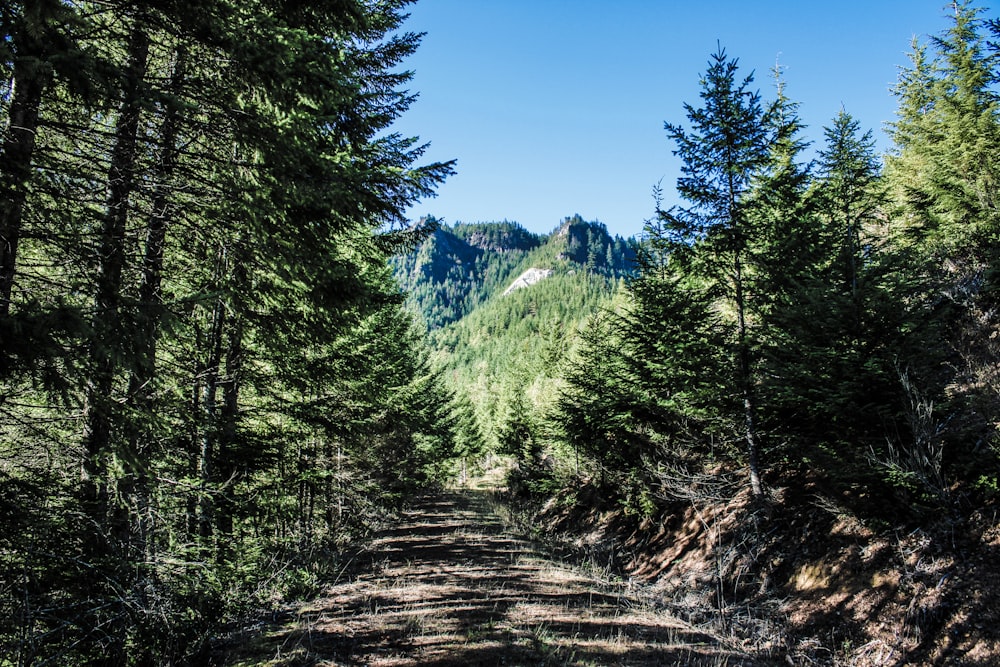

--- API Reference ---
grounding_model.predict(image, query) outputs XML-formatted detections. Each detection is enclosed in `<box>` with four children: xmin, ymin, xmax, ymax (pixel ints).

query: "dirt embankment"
<box><xmin>220</xmin><ymin>491</ymin><xmax>773</xmax><ymax>666</ymax></box>
<box><xmin>527</xmin><ymin>480</ymin><xmax>1000</xmax><ymax>666</ymax></box>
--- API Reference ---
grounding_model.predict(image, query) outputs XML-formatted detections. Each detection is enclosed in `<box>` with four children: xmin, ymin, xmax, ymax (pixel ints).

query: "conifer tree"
<box><xmin>663</xmin><ymin>46</ymin><xmax>773</xmax><ymax>497</ymax></box>
<box><xmin>0</xmin><ymin>0</ymin><xmax>458</xmax><ymax>661</ymax></box>
<box><xmin>816</xmin><ymin>112</ymin><xmax>887</xmax><ymax>309</ymax></box>
<box><xmin>556</xmin><ymin>310</ymin><xmax>643</xmax><ymax>476</ymax></box>
<box><xmin>761</xmin><ymin>110</ymin><xmax>902</xmax><ymax>472</ymax></box>
<box><xmin>0</xmin><ymin>1</ymin><xmax>85</xmax><ymax>317</ymax></box>
<box><xmin>882</xmin><ymin>1</ymin><xmax>1000</xmax><ymax>504</ymax></box>
<box><xmin>749</xmin><ymin>66</ymin><xmax>815</xmax><ymax>312</ymax></box>
<box><xmin>887</xmin><ymin>0</ymin><xmax>1000</xmax><ymax>265</ymax></box>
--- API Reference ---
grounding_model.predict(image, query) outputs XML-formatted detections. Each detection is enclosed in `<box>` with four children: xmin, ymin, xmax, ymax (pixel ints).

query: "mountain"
<box><xmin>392</xmin><ymin>215</ymin><xmax>635</xmax><ymax>330</ymax></box>
<box><xmin>392</xmin><ymin>215</ymin><xmax>637</xmax><ymax>449</ymax></box>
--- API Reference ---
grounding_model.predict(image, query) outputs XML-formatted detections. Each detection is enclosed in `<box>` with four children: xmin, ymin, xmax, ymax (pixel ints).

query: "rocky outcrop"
<box><xmin>502</xmin><ymin>267</ymin><xmax>554</xmax><ymax>295</ymax></box>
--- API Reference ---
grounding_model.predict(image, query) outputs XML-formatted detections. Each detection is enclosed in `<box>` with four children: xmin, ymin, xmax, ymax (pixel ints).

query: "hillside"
<box><xmin>392</xmin><ymin>215</ymin><xmax>636</xmax><ymax>451</ymax></box>
<box><xmin>392</xmin><ymin>215</ymin><xmax>634</xmax><ymax>330</ymax></box>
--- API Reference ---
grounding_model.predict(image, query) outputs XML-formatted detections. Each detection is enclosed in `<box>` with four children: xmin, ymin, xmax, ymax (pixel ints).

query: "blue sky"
<box><xmin>394</xmin><ymin>1</ymin><xmax>980</xmax><ymax>239</ymax></box>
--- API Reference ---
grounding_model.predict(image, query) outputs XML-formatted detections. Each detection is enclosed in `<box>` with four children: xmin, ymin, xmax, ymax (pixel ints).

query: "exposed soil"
<box><xmin>527</xmin><ymin>478</ymin><xmax>1000</xmax><ymax>667</ymax></box>
<box><xmin>222</xmin><ymin>491</ymin><xmax>773</xmax><ymax>666</ymax></box>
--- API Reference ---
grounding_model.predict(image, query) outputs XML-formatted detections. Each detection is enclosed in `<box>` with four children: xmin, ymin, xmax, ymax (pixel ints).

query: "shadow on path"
<box><xmin>228</xmin><ymin>491</ymin><xmax>772</xmax><ymax>666</ymax></box>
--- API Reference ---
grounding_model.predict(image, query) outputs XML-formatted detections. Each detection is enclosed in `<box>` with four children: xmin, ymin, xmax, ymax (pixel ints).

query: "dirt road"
<box><xmin>229</xmin><ymin>491</ymin><xmax>767</xmax><ymax>666</ymax></box>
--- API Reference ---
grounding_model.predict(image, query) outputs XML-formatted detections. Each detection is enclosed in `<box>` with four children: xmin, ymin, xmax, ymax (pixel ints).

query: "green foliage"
<box><xmin>553</xmin><ymin>233</ymin><xmax>725</xmax><ymax>481</ymax></box>
<box><xmin>392</xmin><ymin>215</ymin><xmax>634</xmax><ymax>330</ymax></box>
<box><xmin>0</xmin><ymin>0</ymin><xmax>464</xmax><ymax>663</ymax></box>
<box><xmin>391</xmin><ymin>220</ymin><xmax>539</xmax><ymax>329</ymax></box>
<box><xmin>549</xmin><ymin>5</ymin><xmax>1000</xmax><ymax>521</ymax></box>
<box><xmin>393</xmin><ymin>215</ymin><xmax>635</xmax><ymax>493</ymax></box>
<box><xmin>5</xmin><ymin>2</ymin><xmax>1000</xmax><ymax>661</ymax></box>
<box><xmin>886</xmin><ymin>0</ymin><xmax>1000</xmax><ymax>263</ymax></box>
<box><xmin>660</xmin><ymin>45</ymin><xmax>775</xmax><ymax>497</ymax></box>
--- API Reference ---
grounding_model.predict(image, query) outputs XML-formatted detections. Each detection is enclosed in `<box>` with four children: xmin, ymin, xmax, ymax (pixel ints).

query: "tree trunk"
<box><xmin>75</xmin><ymin>16</ymin><xmax>150</xmax><ymax>663</ymax></box>
<box><xmin>0</xmin><ymin>31</ymin><xmax>50</xmax><ymax>316</ymax></box>
<box><xmin>129</xmin><ymin>44</ymin><xmax>187</xmax><ymax>402</ymax></box>
<box><xmin>214</xmin><ymin>305</ymin><xmax>243</xmax><ymax>561</ymax></box>
<box><xmin>734</xmin><ymin>252</ymin><xmax>764</xmax><ymax>499</ymax></box>
<box><xmin>82</xmin><ymin>20</ymin><xmax>151</xmax><ymax>488</ymax></box>
<box><xmin>196</xmin><ymin>289</ymin><xmax>227</xmax><ymax>543</ymax></box>
<box><xmin>125</xmin><ymin>43</ymin><xmax>188</xmax><ymax>561</ymax></box>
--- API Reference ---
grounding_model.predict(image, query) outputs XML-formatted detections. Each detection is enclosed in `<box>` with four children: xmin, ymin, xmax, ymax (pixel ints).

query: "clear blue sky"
<box><xmin>394</xmin><ymin>1</ymin><xmax>983</xmax><ymax>239</ymax></box>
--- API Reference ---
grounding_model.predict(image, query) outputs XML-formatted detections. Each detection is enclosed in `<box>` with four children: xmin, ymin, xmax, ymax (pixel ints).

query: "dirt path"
<box><xmin>229</xmin><ymin>491</ymin><xmax>768</xmax><ymax>666</ymax></box>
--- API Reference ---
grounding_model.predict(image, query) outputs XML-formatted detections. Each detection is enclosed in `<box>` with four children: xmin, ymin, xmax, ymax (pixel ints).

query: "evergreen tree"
<box><xmin>887</xmin><ymin>0</ymin><xmax>1000</xmax><ymax>265</ymax></box>
<box><xmin>0</xmin><ymin>1</ymin><xmax>459</xmax><ymax>662</ymax></box>
<box><xmin>815</xmin><ymin>111</ymin><xmax>888</xmax><ymax>315</ymax></box>
<box><xmin>555</xmin><ymin>309</ymin><xmax>643</xmax><ymax>477</ymax></box>
<box><xmin>761</xmin><ymin>110</ymin><xmax>904</xmax><ymax>479</ymax></box>
<box><xmin>883</xmin><ymin>0</ymin><xmax>1000</xmax><ymax>505</ymax></box>
<box><xmin>663</xmin><ymin>46</ymin><xmax>774</xmax><ymax>497</ymax></box>
<box><xmin>749</xmin><ymin>66</ymin><xmax>815</xmax><ymax>312</ymax></box>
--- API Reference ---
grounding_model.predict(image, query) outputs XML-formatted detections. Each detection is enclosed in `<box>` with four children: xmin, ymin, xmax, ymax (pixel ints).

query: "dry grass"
<box><xmin>221</xmin><ymin>491</ymin><xmax>768</xmax><ymax>666</ymax></box>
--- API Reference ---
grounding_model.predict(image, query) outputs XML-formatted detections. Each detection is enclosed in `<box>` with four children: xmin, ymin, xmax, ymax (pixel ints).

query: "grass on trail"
<box><xmin>222</xmin><ymin>490</ymin><xmax>772</xmax><ymax>666</ymax></box>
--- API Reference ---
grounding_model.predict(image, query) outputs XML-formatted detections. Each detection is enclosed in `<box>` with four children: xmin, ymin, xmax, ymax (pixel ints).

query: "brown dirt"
<box><xmin>222</xmin><ymin>491</ymin><xmax>773</xmax><ymax>666</ymax></box>
<box><xmin>530</xmin><ymin>479</ymin><xmax>1000</xmax><ymax>666</ymax></box>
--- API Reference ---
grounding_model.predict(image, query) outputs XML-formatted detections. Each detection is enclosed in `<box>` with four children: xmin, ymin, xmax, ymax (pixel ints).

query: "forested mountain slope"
<box><xmin>392</xmin><ymin>215</ymin><xmax>633</xmax><ymax>329</ymax></box>
<box><xmin>392</xmin><ymin>215</ymin><xmax>636</xmax><ymax>454</ymax></box>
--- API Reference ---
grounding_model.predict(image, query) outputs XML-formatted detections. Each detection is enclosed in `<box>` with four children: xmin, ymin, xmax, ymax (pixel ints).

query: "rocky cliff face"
<box><xmin>502</xmin><ymin>268</ymin><xmax>555</xmax><ymax>296</ymax></box>
<box><xmin>460</xmin><ymin>224</ymin><xmax>540</xmax><ymax>253</ymax></box>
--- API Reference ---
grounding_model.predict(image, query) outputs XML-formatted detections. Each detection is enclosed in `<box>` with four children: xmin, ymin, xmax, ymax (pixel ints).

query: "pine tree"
<box><xmin>0</xmin><ymin>1</ymin><xmax>92</xmax><ymax>317</ymax></box>
<box><xmin>0</xmin><ymin>1</ymin><xmax>101</xmax><ymax>382</ymax></box>
<box><xmin>749</xmin><ymin>66</ymin><xmax>815</xmax><ymax>313</ymax></box>
<box><xmin>555</xmin><ymin>309</ymin><xmax>643</xmax><ymax>477</ymax></box>
<box><xmin>0</xmin><ymin>0</ymin><xmax>458</xmax><ymax>661</ymax></box>
<box><xmin>816</xmin><ymin>111</ymin><xmax>887</xmax><ymax>308</ymax></box>
<box><xmin>761</xmin><ymin>110</ymin><xmax>901</xmax><ymax>473</ymax></box>
<box><xmin>882</xmin><ymin>0</ymin><xmax>1000</xmax><ymax>505</ymax></box>
<box><xmin>887</xmin><ymin>0</ymin><xmax>1000</xmax><ymax>265</ymax></box>
<box><xmin>663</xmin><ymin>46</ymin><xmax>773</xmax><ymax>497</ymax></box>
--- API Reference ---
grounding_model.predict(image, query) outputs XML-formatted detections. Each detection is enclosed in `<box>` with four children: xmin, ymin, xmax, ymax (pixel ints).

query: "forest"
<box><xmin>2</xmin><ymin>0</ymin><xmax>1000</xmax><ymax>665</ymax></box>
<box><xmin>412</xmin><ymin>0</ymin><xmax>1000</xmax><ymax>522</ymax></box>
<box><xmin>0</xmin><ymin>1</ymin><xmax>465</xmax><ymax>663</ymax></box>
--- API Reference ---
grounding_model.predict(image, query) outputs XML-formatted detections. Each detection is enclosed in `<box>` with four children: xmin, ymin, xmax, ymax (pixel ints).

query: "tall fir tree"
<box><xmin>887</xmin><ymin>0</ymin><xmax>1000</xmax><ymax>266</ymax></box>
<box><xmin>0</xmin><ymin>1</ymin><xmax>459</xmax><ymax>662</ymax></box>
<box><xmin>663</xmin><ymin>46</ymin><xmax>774</xmax><ymax>497</ymax></box>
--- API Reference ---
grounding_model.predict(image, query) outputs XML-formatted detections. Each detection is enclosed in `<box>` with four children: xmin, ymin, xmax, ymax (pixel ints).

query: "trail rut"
<box><xmin>228</xmin><ymin>491</ymin><xmax>768</xmax><ymax>666</ymax></box>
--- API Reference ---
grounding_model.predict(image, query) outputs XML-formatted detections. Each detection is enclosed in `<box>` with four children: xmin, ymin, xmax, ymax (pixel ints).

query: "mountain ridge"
<box><xmin>391</xmin><ymin>214</ymin><xmax>637</xmax><ymax>449</ymax></box>
<box><xmin>391</xmin><ymin>214</ymin><xmax>635</xmax><ymax>330</ymax></box>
